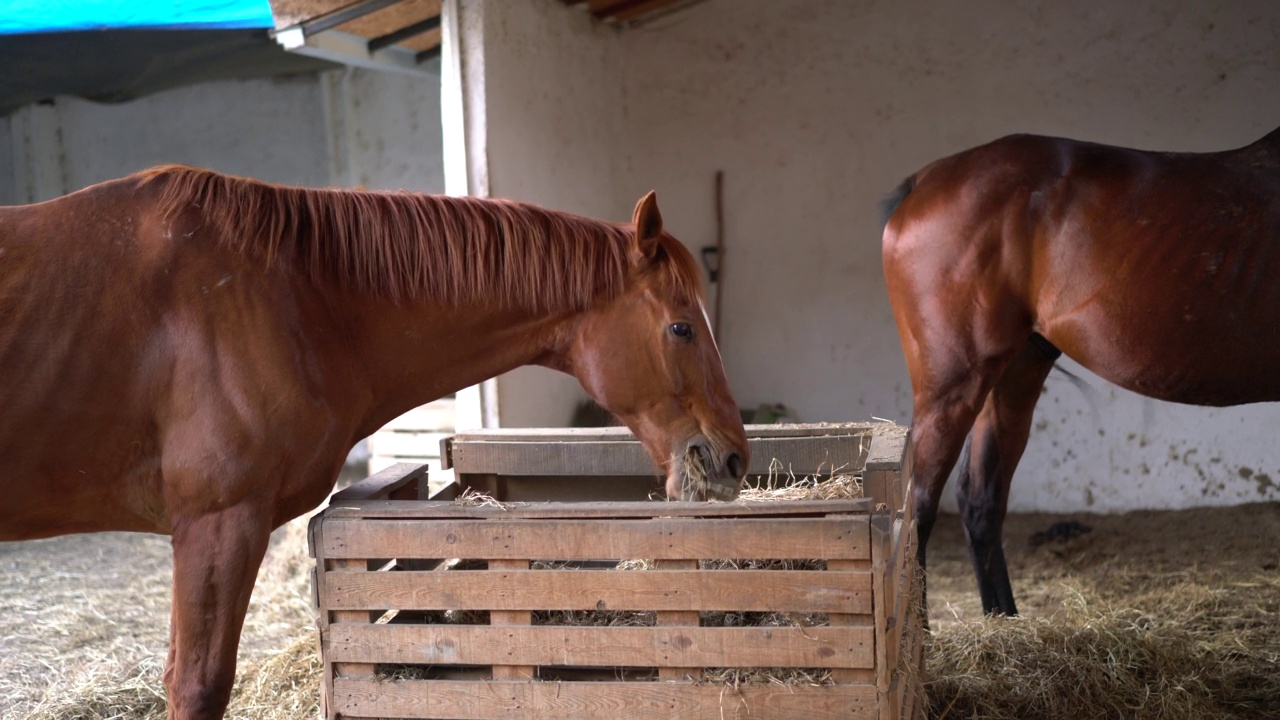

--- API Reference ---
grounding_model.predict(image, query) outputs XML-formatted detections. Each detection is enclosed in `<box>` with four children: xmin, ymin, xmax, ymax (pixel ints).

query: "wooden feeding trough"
<box><xmin>309</xmin><ymin>422</ymin><xmax>922</xmax><ymax>720</ymax></box>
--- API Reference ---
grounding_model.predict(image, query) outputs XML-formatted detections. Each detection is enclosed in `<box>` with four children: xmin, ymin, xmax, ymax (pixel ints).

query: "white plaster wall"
<box><xmin>12</xmin><ymin>75</ymin><xmax>331</xmax><ymax>198</ymax></box>
<box><xmin>3</xmin><ymin>67</ymin><xmax>444</xmax><ymax>198</ymax></box>
<box><xmin>612</xmin><ymin>0</ymin><xmax>1280</xmax><ymax>513</ymax></box>
<box><xmin>323</xmin><ymin>63</ymin><xmax>445</xmax><ymax>193</ymax></box>
<box><xmin>466</xmin><ymin>0</ymin><xmax>1280</xmax><ymax>512</ymax></box>
<box><xmin>458</xmin><ymin>0</ymin><xmax>630</xmax><ymax>428</ymax></box>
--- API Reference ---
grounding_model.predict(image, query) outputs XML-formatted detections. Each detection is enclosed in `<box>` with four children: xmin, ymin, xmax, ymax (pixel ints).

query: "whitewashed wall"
<box><xmin>463</xmin><ymin>0</ymin><xmax>1280</xmax><ymax>513</ymax></box>
<box><xmin>451</xmin><ymin>0</ymin><xmax>631</xmax><ymax>428</ymax></box>
<box><xmin>2</xmin><ymin>66</ymin><xmax>442</xmax><ymax>200</ymax></box>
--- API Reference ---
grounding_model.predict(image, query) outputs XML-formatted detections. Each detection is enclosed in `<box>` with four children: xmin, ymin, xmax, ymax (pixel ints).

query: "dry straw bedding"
<box><xmin>1</xmin><ymin>476</ymin><xmax>1277</xmax><ymax>719</ymax></box>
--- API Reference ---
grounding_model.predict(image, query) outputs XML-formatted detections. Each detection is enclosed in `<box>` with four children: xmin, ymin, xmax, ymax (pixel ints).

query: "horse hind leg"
<box><xmin>955</xmin><ymin>334</ymin><xmax>1059</xmax><ymax>616</ymax></box>
<box><xmin>909</xmin><ymin>356</ymin><xmax>1013</xmax><ymax>587</ymax></box>
<box><xmin>165</xmin><ymin>503</ymin><xmax>273</xmax><ymax>719</ymax></box>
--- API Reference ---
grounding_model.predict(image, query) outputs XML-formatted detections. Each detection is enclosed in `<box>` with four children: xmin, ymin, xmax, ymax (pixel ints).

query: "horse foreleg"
<box><xmin>164</xmin><ymin>504</ymin><xmax>271</xmax><ymax>719</ymax></box>
<box><xmin>955</xmin><ymin>337</ymin><xmax>1057</xmax><ymax>616</ymax></box>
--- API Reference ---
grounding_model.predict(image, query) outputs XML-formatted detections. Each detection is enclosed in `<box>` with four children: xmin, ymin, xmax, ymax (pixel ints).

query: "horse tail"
<box><xmin>879</xmin><ymin>175</ymin><xmax>916</xmax><ymax>227</ymax></box>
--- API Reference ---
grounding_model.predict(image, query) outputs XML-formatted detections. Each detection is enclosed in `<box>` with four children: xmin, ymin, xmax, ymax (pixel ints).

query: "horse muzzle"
<box><xmin>668</xmin><ymin>437</ymin><xmax>747</xmax><ymax>501</ymax></box>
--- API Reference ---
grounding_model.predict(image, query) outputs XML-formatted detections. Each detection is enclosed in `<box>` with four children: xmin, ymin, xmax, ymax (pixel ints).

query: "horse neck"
<box><xmin>331</xmin><ymin>291</ymin><xmax>577</xmax><ymax>437</ymax></box>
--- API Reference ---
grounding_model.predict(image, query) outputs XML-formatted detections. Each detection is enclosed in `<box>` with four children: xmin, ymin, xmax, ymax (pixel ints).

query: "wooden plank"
<box><xmin>827</xmin><ymin>559</ymin><xmax>876</xmax><ymax>685</ymax></box>
<box><xmin>335</xmin><ymin>0</ymin><xmax>442</xmax><ymax>39</ymax></box>
<box><xmin>323</xmin><ymin>568</ymin><xmax>873</xmax><ymax>614</ymax></box>
<box><xmin>328</xmin><ymin>623</ymin><xmax>875</xmax><ymax>669</ymax></box>
<box><xmin>320</xmin><ymin>516</ymin><xmax>872</xmax><ymax>561</ymax></box>
<box><xmin>330</xmin><ymin>558</ymin><xmax>376</xmax><ymax>689</ymax></box>
<box><xmin>445</xmin><ymin>435</ymin><xmax>870</xmax><ymax>477</ymax></box>
<box><xmin>445</xmin><ymin>422</ymin><xmax>881</xmax><ymax>443</ymax></box>
<box><xmin>330</xmin><ymin>463</ymin><xmax>428</xmax><ymax>504</ymax></box>
<box><xmin>864</xmin><ymin>426</ymin><xmax>909</xmax><ymax>472</ymax></box>
<box><xmin>488</xmin><ymin>559</ymin><xmax>535</xmax><ymax>681</ymax></box>
<box><xmin>455</xmin><ymin>474</ymin><xmax>661</xmax><ymax>503</ymax></box>
<box><xmin>331</xmin><ymin>678</ymin><xmax>880</xmax><ymax>720</ymax></box>
<box><xmin>869</xmin><ymin>515</ymin><xmax>894</xmax><ymax>720</ymax></box>
<box><xmin>321</xmin><ymin>498</ymin><xmax>872</xmax><ymax>520</ymax></box>
<box><xmin>656</xmin><ymin>559</ymin><xmax>700</xmax><ymax>681</ymax></box>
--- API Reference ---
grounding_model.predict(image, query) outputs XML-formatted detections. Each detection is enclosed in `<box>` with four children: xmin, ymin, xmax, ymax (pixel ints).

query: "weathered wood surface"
<box><xmin>321</xmin><ymin>497</ymin><xmax>872</xmax><ymax>520</ymax></box>
<box><xmin>442</xmin><ymin>422</ymin><xmax>893</xmax><ymax>478</ymax></box>
<box><xmin>330</xmin><ymin>462</ymin><xmax>428</xmax><ymax>503</ymax></box>
<box><xmin>330</xmin><ymin>678</ymin><xmax>881</xmax><ymax>720</ymax></box>
<box><xmin>328</xmin><ymin>623</ymin><xmax>875</xmax><ymax>668</ymax></box>
<box><xmin>323</xmin><ymin>568</ymin><xmax>873</xmax><ymax>614</ymax></box>
<box><xmin>311</xmin><ymin>422</ymin><xmax>921</xmax><ymax>720</ymax></box>
<box><xmin>319</xmin><ymin>515</ymin><xmax>872</xmax><ymax>561</ymax></box>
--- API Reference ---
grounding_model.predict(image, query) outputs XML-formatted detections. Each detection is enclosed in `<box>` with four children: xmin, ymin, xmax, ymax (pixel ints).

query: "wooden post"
<box><xmin>656</xmin><ymin>558</ymin><xmax>701</xmax><ymax>681</ymax></box>
<box><xmin>489</xmin><ymin>559</ymin><xmax>535</xmax><ymax>681</ymax></box>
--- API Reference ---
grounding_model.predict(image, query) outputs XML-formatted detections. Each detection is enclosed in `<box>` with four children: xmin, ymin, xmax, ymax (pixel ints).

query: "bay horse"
<box><xmin>882</xmin><ymin>126</ymin><xmax>1280</xmax><ymax>617</ymax></box>
<box><xmin>0</xmin><ymin>166</ymin><xmax>749</xmax><ymax>719</ymax></box>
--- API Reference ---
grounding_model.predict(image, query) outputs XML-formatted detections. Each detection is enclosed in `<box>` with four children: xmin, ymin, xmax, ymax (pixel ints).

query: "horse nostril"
<box><xmin>725</xmin><ymin>452</ymin><xmax>745</xmax><ymax>478</ymax></box>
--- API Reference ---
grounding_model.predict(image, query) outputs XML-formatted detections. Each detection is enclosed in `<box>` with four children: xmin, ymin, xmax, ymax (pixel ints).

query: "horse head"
<box><xmin>567</xmin><ymin>192</ymin><xmax>749</xmax><ymax>501</ymax></box>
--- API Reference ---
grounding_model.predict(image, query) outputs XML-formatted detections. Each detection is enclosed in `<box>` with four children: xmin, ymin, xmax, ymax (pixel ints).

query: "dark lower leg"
<box><xmin>955</xmin><ymin>340</ymin><xmax>1056</xmax><ymax>616</ymax></box>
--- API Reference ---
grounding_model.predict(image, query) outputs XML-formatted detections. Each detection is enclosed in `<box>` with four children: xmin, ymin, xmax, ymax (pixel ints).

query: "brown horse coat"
<box><xmin>0</xmin><ymin>166</ymin><xmax>748</xmax><ymax>717</ymax></box>
<box><xmin>882</xmin><ymin>126</ymin><xmax>1280</xmax><ymax>616</ymax></box>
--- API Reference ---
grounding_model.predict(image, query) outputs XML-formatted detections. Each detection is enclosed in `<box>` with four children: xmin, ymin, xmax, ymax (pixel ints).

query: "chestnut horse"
<box><xmin>0</xmin><ymin>166</ymin><xmax>749</xmax><ymax>718</ymax></box>
<box><xmin>882</xmin><ymin>126</ymin><xmax>1280</xmax><ymax>617</ymax></box>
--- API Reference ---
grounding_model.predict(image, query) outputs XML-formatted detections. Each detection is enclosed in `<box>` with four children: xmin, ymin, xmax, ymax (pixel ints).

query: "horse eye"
<box><xmin>669</xmin><ymin>322</ymin><xmax>693</xmax><ymax>340</ymax></box>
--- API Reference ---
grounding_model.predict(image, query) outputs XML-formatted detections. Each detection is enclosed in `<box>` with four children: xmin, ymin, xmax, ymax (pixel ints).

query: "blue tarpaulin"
<box><xmin>0</xmin><ymin>0</ymin><xmax>275</xmax><ymax>35</ymax></box>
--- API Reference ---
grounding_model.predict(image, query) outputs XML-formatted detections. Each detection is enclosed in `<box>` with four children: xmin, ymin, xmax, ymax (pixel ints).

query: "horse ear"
<box><xmin>631</xmin><ymin>191</ymin><xmax>663</xmax><ymax>263</ymax></box>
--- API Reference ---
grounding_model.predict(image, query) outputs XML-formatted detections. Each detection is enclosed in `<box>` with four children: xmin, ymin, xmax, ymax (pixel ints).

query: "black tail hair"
<box><xmin>879</xmin><ymin>175</ymin><xmax>916</xmax><ymax>227</ymax></box>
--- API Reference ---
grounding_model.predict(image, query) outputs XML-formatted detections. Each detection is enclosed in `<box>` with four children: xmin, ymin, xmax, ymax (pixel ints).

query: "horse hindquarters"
<box><xmin>882</xmin><ymin>167</ymin><xmax>1038</xmax><ymax>615</ymax></box>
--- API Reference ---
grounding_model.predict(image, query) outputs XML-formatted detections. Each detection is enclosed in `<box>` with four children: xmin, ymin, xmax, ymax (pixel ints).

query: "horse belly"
<box><xmin>1045</xmin><ymin>302</ymin><xmax>1280</xmax><ymax>407</ymax></box>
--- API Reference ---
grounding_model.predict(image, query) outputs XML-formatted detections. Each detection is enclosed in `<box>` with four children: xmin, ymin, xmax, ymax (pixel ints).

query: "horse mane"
<box><xmin>138</xmin><ymin>165</ymin><xmax>704</xmax><ymax>311</ymax></box>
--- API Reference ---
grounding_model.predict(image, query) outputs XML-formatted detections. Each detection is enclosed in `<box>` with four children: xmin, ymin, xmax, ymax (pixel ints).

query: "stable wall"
<box><xmin>2</xmin><ymin>64</ymin><xmax>442</xmax><ymax>201</ymax></box>
<box><xmin>450</xmin><ymin>0</ymin><xmax>631</xmax><ymax>428</ymax></box>
<box><xmin>468</xmin><ymin>0</ymin><xmax>1280</xmax><ymax>513</ymax></box>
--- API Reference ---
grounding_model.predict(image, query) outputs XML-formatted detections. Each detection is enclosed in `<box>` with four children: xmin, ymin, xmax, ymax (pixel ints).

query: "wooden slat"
<box><xmin>331</xmin><ymin>463</ymin><xmax>428</xmax><ymax>503</ymax></box>
<box><xmin>335</xmin><ymin>0</ymin><xmax>442</xmax><ymax>39</ymax></box>
<box><xmin>320</xmin><ymin>516</ymin><xmax>872</xmax><ymax>561</ymax></box>
<box><xmin>455</xmin><ymin>473</ymin><xmax>661</xmax><ymax>503</ymax></box>
<box><xmin>332</xmin><ymin>677</ymin><xmax>880</xmax><ymax>720</ymax></box>
<box><xmin>864</xmin><ymin>426</ymin><xmax>909</xmax><ymax>472</ymax></box>
<box><xmin>488</xmin><ymin>559</ymin><xmax>535</xmax><ymax>681</ymax></box>
<box><xmin>870</xmin><ymin>515</ymin><xmax>894</xmax><ymax>720</ymax></box>
<box><xmin>398</xmin><ymin>27</ymin><xmax>441</xmax><ymax>52</ymax></box>
<box><xmin>656</xmin><ymin>559</ymin><xmax>700</xmax><ymax>681</ymax></box>
<box><xmin>323</xmin><ymin>568</ymin><xmax>872</xmax><ymax>614</ymax></box>
<box><xmin>328</xmin><ymin>623</ymin><xmax>875</xmax><ymax>669</ymax></box>
<box><xmin>445</xmin><ymin>434</ymin><xmax>869</xmax><ymax>477</ymax></box>
<box><xmin>828</xmin><ymin>558</ymin><xmax>876</xmax><ymax>685</ymax></box>
<box><xmin>330</xmin><ymin>559</ymin><xmax>376</xmax><ymax>686</ymax></box>
<box><xmin>445</xmin><ymin>422</ymin><xmax>880</xmax><ymax>442</ymax></box>
<box><xmin>322</xmin><ymin>498</ymin><xmax>872</xmax><ymax>520</ymax></box>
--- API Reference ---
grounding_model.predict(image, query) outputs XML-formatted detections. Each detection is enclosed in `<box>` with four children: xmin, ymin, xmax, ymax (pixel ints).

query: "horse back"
<box><xmin>884</xmin><ymin>129</ymin><xmax>1280</xmax><ymax>405</ymax></box>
